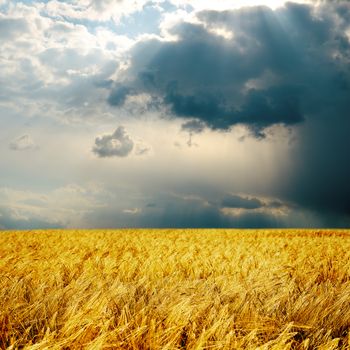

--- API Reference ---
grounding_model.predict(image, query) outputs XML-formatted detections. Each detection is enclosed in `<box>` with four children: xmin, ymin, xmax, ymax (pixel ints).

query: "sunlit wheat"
<box><xmin>1</xmin><ymin>229</ymin><xmax>350</xmax><ymax>349</ymax></box>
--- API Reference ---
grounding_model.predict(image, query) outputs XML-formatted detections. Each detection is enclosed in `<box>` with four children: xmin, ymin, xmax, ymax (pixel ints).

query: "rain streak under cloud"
<box><xmin>0</xmin><ymin>0</ymin><xmax>350</xmax><ymax>229</ymax></box>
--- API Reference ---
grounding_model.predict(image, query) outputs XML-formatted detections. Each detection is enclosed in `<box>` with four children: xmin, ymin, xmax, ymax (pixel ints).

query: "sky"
<box><xmin>0</xmin><ymin>0</ymin><xmax>350</xmax><ymax>229</ymax></box>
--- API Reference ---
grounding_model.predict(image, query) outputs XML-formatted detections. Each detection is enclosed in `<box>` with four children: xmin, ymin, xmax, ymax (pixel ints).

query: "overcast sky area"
<box><xmin>1</xmin><ymin>0</ymin><xmax>350</xmax><ymax>229</ymax></box>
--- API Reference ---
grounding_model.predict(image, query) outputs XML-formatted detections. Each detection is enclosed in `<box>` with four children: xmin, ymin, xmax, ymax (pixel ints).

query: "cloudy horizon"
<box><xmin>1</xmin><ymin>0</ymin><xmax>350</xmax><ymax>229</ymax></box>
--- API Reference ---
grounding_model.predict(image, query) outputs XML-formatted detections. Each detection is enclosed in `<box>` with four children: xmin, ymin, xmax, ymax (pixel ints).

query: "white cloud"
<box><xmin>0</xmin><ymin>1</ymin><xmax>135</xmax><ymax>125</ymax></box>
<box><xmin>0</xmin><ymin>184</ymin><xmax>105</xmax><ymax>227</ymax></box>
<box><xmin>158</xmin><ymin>8</ymin><xmax>197</xmax><ymax>40</ymax></box>
<box><xmin>0</xmin><ymin>16</ymin><xmax>29</xmax><ymax>39</ymax></box>
<box><xmin>123</xmin><ymin>207</ymin><xmax>141</xmax><ymax>214</ymax></box>
<box><xmin>43</xmin><ymin>0</ymin><xmax>161</xmax><ymax>23</ymax></box>
<box><xmin>9</xmin><ymin>134</ymin><xmax>37</xmax><ymax>151</ymax></box>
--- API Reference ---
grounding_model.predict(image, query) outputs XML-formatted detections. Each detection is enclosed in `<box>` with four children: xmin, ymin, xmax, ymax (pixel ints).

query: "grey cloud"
<box><xmin>9</xmin><ymin>134</ymin><xmax>37</xmax><ymax>151</ymax></box>
<box><xmin>105</xmin><ymin>2</ymin><xmax>350</xmax><ymax>220</ymax></box>
<box><xmin>93</xmin><ymin>126</ymin><xmax>134</xmax><ymax>158</ymax></box>
<box><xmin>94</xmin><ymin>79</ymin><xmax>113</xmax><ymax>89</ymax></box>
<box><xmin>106</xmin><ymin>5</ymin><xmax>319</xmax><ymax>135</ymax></box>
<box><xmin>266</xmin><ymin>3</ymin><xmax>350</xmax><ymax>218</ymax></box>
<box><xmin>82</xmin><ymin>190</ymin><xmax>325</xmax><ymax>229</ymax></box>
<box><xmin>146</xmin><ymin>202</ymin><xmax>156</xmax><ymax>208</ymax></box>
<box><xmin>107</xmin><ymin>3</ymin><xmax>350</xmax><ymax>132</ymax></box>
<box><xmin>221</xmin><ymin>194</ymin><xmax>291</xmax><ymax>212</ymax></box>
<box><xmin>84</xmin><ymin>204</ymin><xmax>282</xmax><ymax>228</ymax></box>
<box><xmin>279</xmin><ymin>113</ymin><xmax>350</xmax><ymax>217</ymax></box>
<box><xmin>181</xmin><ymin>119</ymin><xmax>206</xmax><ymax>134</ymax></box>
<box><xmin>107</xmin><ymin>85</ymin><xmax>133</xmax><ymax>106</ymax></box>
<box><xmin>221</xmin><ymin>194</ymin><xmax>264</xmax><ymax>210</ymax></box>
<box><xmin>269</xmin><ymin>200</ymin><xmax>285</xmax><ymax>208</ymax></box>
<box><xmin>0</xmin><ymin>17</ymin><xmax>28</xmax><ymax>40</ymax></box>
<box><xmin>181</xmin><ymin>119</ymin><xmax>206</xmax><ymax>147</ymax></box>
<box><xmin>157</xmin><ymin>201</ymin><xmax>229</xmax><ymax>228</ymax></box>
<box><xmin>166</xmin><ymin>83</ymin><xmax>304</xmax><ymax>136</ymax></box>
<box><xmin>0</xmin><ymin>207</ymin><xmax>64</xmax><ymax>230</ymax></box>
<box><xmin>147</xmin><ymin>191</ymin><xmax>291</xmax><ymax>228</ymax></box>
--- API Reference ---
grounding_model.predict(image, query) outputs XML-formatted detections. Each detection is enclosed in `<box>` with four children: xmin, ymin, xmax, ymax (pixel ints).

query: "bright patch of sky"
<box><xmin>113</xmin><ymin>2</ymin><xmax>164</xmax><ymax>37</ymax></box>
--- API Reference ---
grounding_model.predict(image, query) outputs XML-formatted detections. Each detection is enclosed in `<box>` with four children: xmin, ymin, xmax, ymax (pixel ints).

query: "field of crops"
<box><xmin>1</xmin><ymin>229</ymin><xmax>350</xmax><ymax>349</ymax></box>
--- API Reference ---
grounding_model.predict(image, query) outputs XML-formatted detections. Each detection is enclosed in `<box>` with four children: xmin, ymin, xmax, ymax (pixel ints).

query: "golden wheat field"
<box><xmin>1</xmin><ymin>229</ymin><xmax>350</xmax><ymax>350</ymax></box>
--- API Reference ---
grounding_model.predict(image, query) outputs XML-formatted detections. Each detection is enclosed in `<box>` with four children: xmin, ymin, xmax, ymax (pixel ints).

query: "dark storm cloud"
<box><xmin>83</xmin><ymin>192</ymin><xmax>293</xmax><ymax>229</ymax></box>
<box><xmin>221</xmin><ymin>195</ymin><xmax>264</xmax><ymax>210</ymax></box>
<box><xmin>107</xmin><ymin>5</ymin><xmax>314</xmax><ymax>134</ymax></box>
<box><xmin>280</xmin><ymin>114</ymin><xmax>350</xmax><ymax>217</ymax></box>
<box><xmin>220</xmin><ymin>194</ymin><xmax>290</xmax><ymax>211</ymax></box>
<box><xmin>107</xmin><ymin>2</ymin><xmax>349</xmax><ymax>131</ymax></box>
<box><xmin>263</xmin><ymin>2</ymin><xmax>350</xmax><ymax>218</ymax></box>
<box><xmin>107</xmin><ymin>85</ymin><xmax>133</xmax><ymax>106</ymax></box>
<box><xmin>146</xmin><ymin>203</ymin><xmax>156</xmax><ymax>208</ymax></box>
<box><xmin>157</xmin><ymin>201</ymin><xmax>230</xmax><ymax>228</ymax></box>
<box><xmin>93</xmin><ymin>126</ymin><xmax>134</xmax><ymax>158</ymax></box>
<box><xmin>106</xmin><ymin>2</ymin><xmax>350</xmax><ymax>222</ymax></box>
